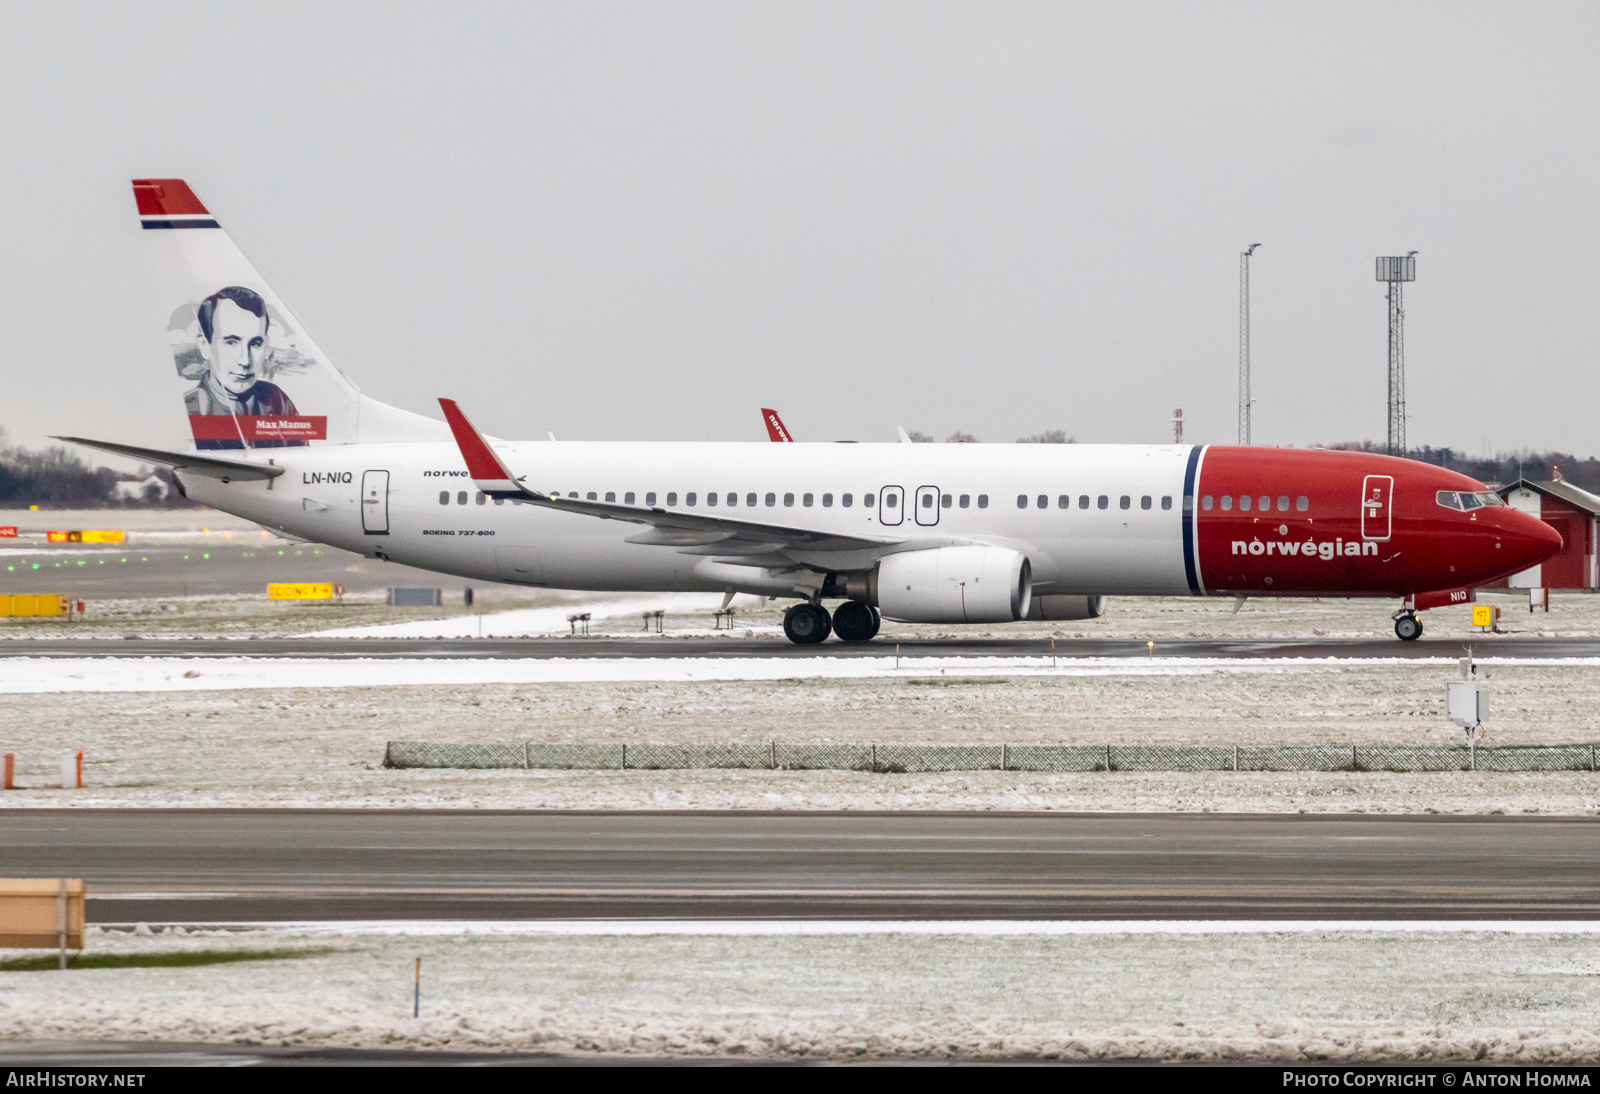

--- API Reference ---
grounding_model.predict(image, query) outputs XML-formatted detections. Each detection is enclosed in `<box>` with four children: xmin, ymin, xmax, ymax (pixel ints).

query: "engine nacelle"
<box><xmin>876</xmin><ymin>546</ymin><xmax>1032</xmax><ymax>624</ymax></box>
<box><xmin>1025</xmin><ymin>594</ymin><xmax>1106</xmax><ymax>622</ymax></box>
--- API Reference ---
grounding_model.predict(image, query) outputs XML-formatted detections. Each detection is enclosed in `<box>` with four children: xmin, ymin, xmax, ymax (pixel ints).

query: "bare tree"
<box><xmin>945</xmin><ymin>431</ymin><xmax>978</xmax><ymax>443</ymax></box>
<box><xmin>1018</xmin><ymin>430</ymin><xmax>1073</xmax><ymax>444</ymax></box>
<box><xmin>905</xmin><ymin>430</ymin><xmax>934</xmax><ymax>443</ymax></box>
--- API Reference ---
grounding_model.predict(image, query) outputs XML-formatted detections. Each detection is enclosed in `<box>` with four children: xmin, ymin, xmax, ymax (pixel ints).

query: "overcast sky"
<box><xmin>1</xmin><ymin>2</ymin><xmax>1595</xmax><ymax>462</ymax></box>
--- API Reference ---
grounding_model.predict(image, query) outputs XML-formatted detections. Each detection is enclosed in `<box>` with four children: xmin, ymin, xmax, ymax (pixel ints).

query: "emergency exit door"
<box><xmin>362</xmin><ymin>470</ymin><xmax>390</xmax><ymax>534</ymax></box>
<box><xmin>1360</xmin><ymin>474</ymin><xmax>1392</xmax><ymax>541</ymax></box>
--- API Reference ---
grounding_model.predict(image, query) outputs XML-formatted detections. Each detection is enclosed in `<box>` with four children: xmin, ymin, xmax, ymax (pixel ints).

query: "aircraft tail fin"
<box><xmin>133</xmin><ymin>179</ymin><xmax>447</xmax><ymax>450</ymax></box>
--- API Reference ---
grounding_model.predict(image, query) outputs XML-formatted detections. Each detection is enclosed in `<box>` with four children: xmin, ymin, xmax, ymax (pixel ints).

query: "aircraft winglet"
<box><xmin>761</xmin><ymin>408</ymin><xmax>794</xmax><ymax>442</ymax></box>
<box><xmin>438</xmin><ymin>399</ymin><xmax>532</xmax><ymax>498</ymax></box>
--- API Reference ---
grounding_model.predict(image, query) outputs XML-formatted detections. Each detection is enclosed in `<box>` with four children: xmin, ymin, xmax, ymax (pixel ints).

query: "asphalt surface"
<box><xmin>8</xmin><ymin>810</ymin><xmax>1600</xmax><ymax>923</ymax></box>
<box><xmin>0</xmin><ymin>634</ymin><xmax>1597</xmax><ymax>659</ymax></box>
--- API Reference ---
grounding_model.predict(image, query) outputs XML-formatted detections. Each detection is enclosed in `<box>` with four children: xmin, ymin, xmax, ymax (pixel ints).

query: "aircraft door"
<box><xmin>879</xmin><ymin>485</ymin><xmax>905</xmax><ymax>527</ymax></box>
<box><xmin>362</xmin><ymin>470</ymin><xmax>390</xmax><ymax>534</ymax></box>
<box><xmin>1360</xmin><ymin>475</ymin><xmax>1393</xmax><ymax>541</ymax></box>
<box><xmin>914</xmin><ymin>485</ymin><xmax>941</xmax><ymax>527</ymax></box>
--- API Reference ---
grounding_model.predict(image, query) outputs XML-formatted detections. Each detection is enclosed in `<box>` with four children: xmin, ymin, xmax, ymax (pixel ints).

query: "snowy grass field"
<box><xmin>8</xmin><ymin>923</ymin><xmax>1600</xmax><ymax>1060</ymax></box>
<box><xmin>2</xmin><ymin>657</ymin><xmax>1600</xmax><ymax>811</ymax></box>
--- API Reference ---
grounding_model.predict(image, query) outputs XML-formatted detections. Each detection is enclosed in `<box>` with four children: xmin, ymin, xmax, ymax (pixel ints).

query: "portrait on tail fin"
<box><xmin>169</xmin><ymin>285</ymin><xmax>326</xmax><ymax>449</ymax></box>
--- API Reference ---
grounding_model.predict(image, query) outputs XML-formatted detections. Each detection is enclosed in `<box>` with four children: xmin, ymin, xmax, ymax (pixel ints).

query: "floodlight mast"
<box><xmin>1376</xmin><ymin>253</ymin><xmax>1417</xmax><ymax>456</ymax></box>
<box><xmin>1238</xmin><ymin>244</ymin><xmax>1261</xmax><ymax>445</ymax></box>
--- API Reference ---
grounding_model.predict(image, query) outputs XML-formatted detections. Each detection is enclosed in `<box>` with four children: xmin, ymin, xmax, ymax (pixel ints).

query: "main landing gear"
<box><xmin>782</xmin><ymin>601</ymin><xmax>881</xmax><ymax>644</ymax></box>
<box><xmin>1393</xmin><ymin>611</ymin><xmax>1423</xmax><ymax>641</ymax></box>
<box><xmin>831</xmin><ymin>600</ymin><xmax>881</xmax><ymax>643</ymax></box>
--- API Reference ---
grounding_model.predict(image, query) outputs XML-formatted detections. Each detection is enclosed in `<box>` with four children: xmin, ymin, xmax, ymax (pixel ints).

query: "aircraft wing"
<box><xmin>438</xmin><ymin>400</ymin><xmax>901</xmax><ymax>554</ymax></box>
<box><xmin>53</xmin><ymin>436</ymin><xmax>285</xmax><ymax>481</ymax></box>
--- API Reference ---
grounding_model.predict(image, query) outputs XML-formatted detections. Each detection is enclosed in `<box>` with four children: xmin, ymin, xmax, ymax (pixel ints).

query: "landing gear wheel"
<box><xmin>832</xmin><ymin>601</ymin><xmax>881</xmax><ymax>642</ymax></box>
<box><xmin>1394</xmin><ymin>613</ymin><xmax>1423</xmax><ymax>641</ymax></box>
<box><xmin>783</xmin><ymin>602</ymin><xmax>833</xmax><ymax>644</ymax></box>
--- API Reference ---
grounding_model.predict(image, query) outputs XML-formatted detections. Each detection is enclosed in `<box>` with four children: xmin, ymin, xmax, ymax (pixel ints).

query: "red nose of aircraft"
<box><xmin>1491</xmin><ymin>507</ymin><xmax>1564</xmax><ymax>577</ymax></box>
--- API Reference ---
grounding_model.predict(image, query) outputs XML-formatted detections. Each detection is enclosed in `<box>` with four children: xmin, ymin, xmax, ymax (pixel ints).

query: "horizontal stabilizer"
<box><xmin>52</xmin><ymin>436</ymin><xmax>284</xmax><ymax>481</ymax></box>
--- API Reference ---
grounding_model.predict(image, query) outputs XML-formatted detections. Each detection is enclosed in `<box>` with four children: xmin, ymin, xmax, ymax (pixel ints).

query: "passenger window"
<box><xmin>822</xmin><ymin>493</ymin><xmax>833</xmax><ymax>507</ymax></box>
<box><xmin>843</xmin><ymin>494</ymin><xmax>854</xmax><ymax>507</ymax></box>
<box><xmin>922</xmin><ymin>494</ymin><xmax>934</xmax><ymax>509</ymax></box>
<box><xmin>942</xmin><ymin>494</ymin><xmax>952</xmax><ymax>508</ymax></box>
<box><xmin>667</xmin><ymin>492</ymin><xmax>678</xmax><ymax>505</ymax></box>
<box><xmin>1058</xmin><ymin>495</ymin><xmax>1069</xmax><ymax>509</ymax></box>
<box><xmin>1162</xmin><ymin>496</ymin><xmax>1173</xmax><ymax>510</ymax></box>
<box><xmin>474</xmin><ymin>491</ymin><xmax>485</xmax><ymax>505</ymax></box>
<box><xmin>1259</xmin><ymin>496</ymin><xmax>1270</xmax><ymax>511</ymax></box>
<box><xmin>686</xmin><ymin>493</ymin><xmax>696</xmax><ymax>506</ymax></box>
<box><xmin>1037</xmin><ymin>495</ymin><xmax>1048</xmax><ymax>509</ymax></box>
<box><xmin>959</xmin><ymin>494</ymin><xmax>970</xmax><ymax>508</ymax></box>
<box><xmin>884</xmin><ymin>494</ymin><xmax>895</xmax><ymax>509</ymax></box>
<box><xmin>1079</xmin><ymin>495</ymin><xmax>1089</xmax><ymax>509</ymax></box>
<box><xmin>1017</xmin><ymin>495</ymin><xmax>1028</xmax><ymax>509</ymax></box>
<box><xmin>1239</xmin><ymin>496</ymin><xmax>1251</xmax><ymax>511</ymax></box>
<box><xmin>726</xmin><ymin>492</ymin><xmax>737</xmax><ymax>506</ymax></box>
<box><xmin>1277</xmin><ymin>496</ymin><xmax>1289</xmax><ymax>512</ymax></box>
<box><xmin>1297</xmin><ymin>496</ymin><xmax>1308</xmax><ymax>511</ymax></box>
<box><xmin>585</xmin><ymin>491</ymin><xmax>596</xmax><ymax>501</ymax></box>
<box><xmin>1221</xmin><ymin>496</ymin><xmax>1232</xmax><ymax>511</ymax></box>
<box><xmin>1097</xmin><ymin>495</ymin><xmax>1108</xmax><ymax>509</ymax></box>
<box><xmin>977</xmin><ymin>495</ymin><xmax>987</xmax><ymax>508</ymax></box>
<box><xmin>605</xmin><ymin>492</ymin><xmax>616</xmax><ymax>503</ymax></box>
<box><xmin>765</xmin><ymin>493</ymin><xmax>776</xmax><ymax>506</ymax></box>
<box><xmin>439</xmin><ymin>491</ymin><xmax>449</xmax><ymax>505</ymax></box>
<box><xmin>457</xmin><ymin>491</ymin><xmax>468</xmax><ymax>505</ymax></box>
<box><xmin>784</xmin><ymin>492</ymin><xmax>795</xmax><ymax>506</ymax></box>
<box><xmin>646</xmin><ymin>492</ymin><xmax>656</xmax><ymax>505</ymax></box>
<box><xmin>1140</xmin><ymin>495</ymin><xmax>1151</xmax><ymax>510</ymax></box>
<box><xmin>864</xmin><ymin>493</ymin><xmax>875</xmax><ymax>507</ymax></box>
<box><xmin>494</xmin><ymin>497</ymin><xmax>504</xmax><ymax>505</ymax></box>
<box><xmin>803</xmin><ymin>493</ymin><xmax>813</xmax><ymax>507</ymax></box>
<box><xmin>747</xmin><ymin>493</ymin><xmax>757</xmax><ymax>507</ymax></box>
<box><xmin>1183</xmin><ymin>495</ymin><xmax>1194</xmax><ymax>511</ymax></box>
<box><xmin>568</xmin><ymin>492</ymin><xmax>578</xmax><ymax>498</ymax></box>
<box><xmin>1201</xmin><ymin>496</ymin><xmax>1212</xmax><ymax>510</ymax></box>
<box><xmin>707</xmin><ymin>493</ymin><xmax>717</xmax><ymax>506</ymax></box>
<box><xmin>625</xmin><ymin>492</ymin><xmax>635</xmax><ymax>505</ymax></box>
<box><xmin>1120</xmin><ymin>495</ymin><xmax>1131</xmax><ymax>510</ymax></box>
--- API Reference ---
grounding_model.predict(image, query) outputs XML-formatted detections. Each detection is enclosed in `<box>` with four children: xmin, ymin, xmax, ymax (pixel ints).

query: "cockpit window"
<box><xmin>1437</xmin><ymin>490</ymin><xmax>1504</xmax><ymax>511</ymax></box>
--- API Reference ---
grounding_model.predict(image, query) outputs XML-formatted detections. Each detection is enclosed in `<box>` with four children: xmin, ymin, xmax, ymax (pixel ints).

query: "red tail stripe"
<box><xmin>131</xmin><ymin>179</ymin><xmax>209</xmax><ymax>217</ymax></box>
<box><xmin>437</xmin><ymin>399</ymin><xmax>515</xmax><ymax>481</ymax></box>
<box><xmin>761</xmin><ymin>408</ymin><xmax>793</xmax><ymax>442</ymax></box>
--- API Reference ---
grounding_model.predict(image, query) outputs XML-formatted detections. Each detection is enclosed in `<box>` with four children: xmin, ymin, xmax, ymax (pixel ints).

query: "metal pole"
<box><xmin>1387</xmin><ymin>279</ymin><xmax>1406</xmax><ymax>455</ymax></box>
<box><xmin>620</xmin><ymin>743</ymin><xmax>626</xmax><ymax>770</ymax></box>
<box><xmin>1105</xmin><ymin>744</ymin><xmax>1112</xmax><ymax>773</ymax></box>
<box><xmin>523</xmin><ymin>740</ymin><xmax>529</xmax><ymax>770</ymax></box>
<box><xmin>414</xmin><ymin>957</ymin><xmax>421</xmax><ymax>1018</ymax></box>
<box><xmin>1239</xmin><ymin>244</ymin><xmax>1261</xmax><ymax>446</ymax></box>
<box><xmin>58</xmin><ymin>878</ymin><xmax>67</xmax><ymax>971</ymax></box>
<box><xmin>1001</xmin><ymin>743</ymin><xmax>1007</xmax><ymax>772</ymax></box>
<box><xmin>1233</xmin><ymin>745</ymin><xmax>1239</xmax><ymax>773</ymax></box>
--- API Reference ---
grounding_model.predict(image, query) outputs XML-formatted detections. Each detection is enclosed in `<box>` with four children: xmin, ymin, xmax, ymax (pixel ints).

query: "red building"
<box><xmin>1488</xmin><ymin>478</ymin><xmax>1600</xmax><ymax>594</ymax></box>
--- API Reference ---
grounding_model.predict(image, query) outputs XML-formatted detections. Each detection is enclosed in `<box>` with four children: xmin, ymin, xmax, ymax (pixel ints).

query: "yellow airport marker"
<box><xmin>1147</xmin><ymin>641</ymin><xmax>1154</xmax><ymax>659</ymax></box>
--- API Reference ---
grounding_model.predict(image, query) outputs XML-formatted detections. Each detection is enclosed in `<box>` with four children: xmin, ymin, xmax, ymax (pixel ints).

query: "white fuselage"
<box><xmin>182</xmin><ymin>441</ymin><xmax>1196</xmax><ymax>596</ymax></box>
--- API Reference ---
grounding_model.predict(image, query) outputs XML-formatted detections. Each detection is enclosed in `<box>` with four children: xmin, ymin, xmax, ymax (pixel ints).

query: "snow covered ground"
<box><xmin>2</xmin><ymin>659</ymin><xmax>1599</xmax><ymax>811</ymax></box>
<box><xmin>8</xmin><ymin>922</ymin><xmax>1600</xmax><ymax>1059</ymax></box>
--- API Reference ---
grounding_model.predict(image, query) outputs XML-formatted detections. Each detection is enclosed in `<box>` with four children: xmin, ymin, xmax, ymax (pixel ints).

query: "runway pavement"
<box><xmin>1</xmin><ymin>634</ymin><xmax>1598</xmax><ymax>659</ymax></box>
<box><xmin>7</xmin><ymin>810</ymin><xmax>1600</xmax><ymax>923</ymax></box>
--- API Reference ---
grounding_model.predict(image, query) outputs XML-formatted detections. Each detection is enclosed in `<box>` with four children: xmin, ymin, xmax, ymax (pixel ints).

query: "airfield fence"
<box><xmin>384</xmin><ymin>741</ymin><xmax>1600</xmax><ymax>774</ymax></box>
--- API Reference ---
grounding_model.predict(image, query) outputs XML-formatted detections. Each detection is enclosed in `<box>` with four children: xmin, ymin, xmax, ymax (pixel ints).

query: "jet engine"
<box><xmin>875</xmin><ymin>546</ymin><xmax>1032</xmax><ymax>624</ymax></box>
<box><xmin>1025</xmin><ymin>594</ymin><xmax>1106</xmax><ymax>621</ymax></box>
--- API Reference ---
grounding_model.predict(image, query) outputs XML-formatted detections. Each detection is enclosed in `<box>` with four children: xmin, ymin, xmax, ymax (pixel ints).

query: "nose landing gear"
<box><xmin>1393</xmin><ymin>610</ymin><xmax>1423</xmax><ymax>641</ymax></box>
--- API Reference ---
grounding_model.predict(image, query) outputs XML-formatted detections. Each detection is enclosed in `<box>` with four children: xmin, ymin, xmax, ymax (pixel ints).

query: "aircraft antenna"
<box><xmin>1376</xmin><ymin>253</ymin><xmax>1417</xmax><ymax>456</ymax></box>
<box><xmin>1238</xmin><ymin>244</ymin><xmax>1261</xmax><ymax>445</ymax></box>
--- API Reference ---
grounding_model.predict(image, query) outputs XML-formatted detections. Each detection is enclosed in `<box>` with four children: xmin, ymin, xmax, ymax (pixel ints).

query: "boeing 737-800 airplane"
<box><xmin>60</xmin><ymin>179</ymin><xmax>1560</xmax><ymax>644</ymax></box>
